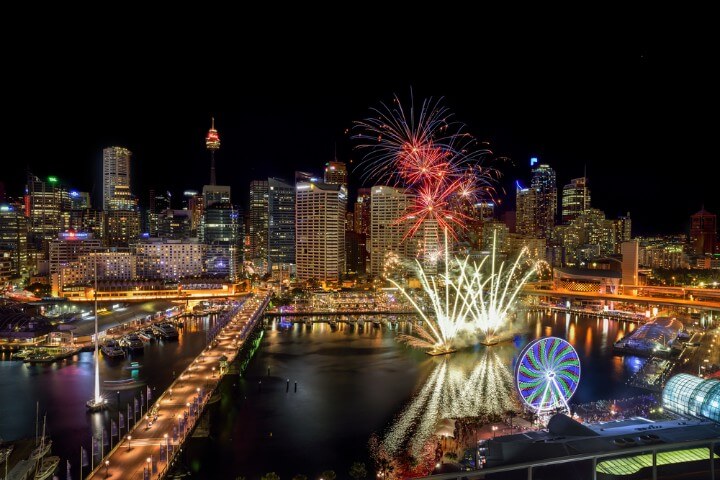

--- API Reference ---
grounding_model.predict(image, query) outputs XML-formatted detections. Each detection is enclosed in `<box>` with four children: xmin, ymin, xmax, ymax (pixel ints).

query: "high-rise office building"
<box><xmin>369</xmin><ymin>186</ymin><xmax>414</xmax><ymax>277</ymax></box>
<box><xmin>147</xmin><ymin>190</ymin><xmax>171</xmax><ymax>236</ymax></box>
<box><xmin>515</xmin><ymin>184</ymin><xmax>537</xmax><ymax>237</ymax></box>
<box><xmin>690</xmin><ymin>208</ymin><xmax>717</xmax><ymax>255</ymax></box>
<box><xmin>530</xmin><ymin>164</ymin><xmax>557</xmax><ymax>238</ymax></box>
<box><xmin>202</xmin><ymin>185</ymin><xmax>231</xmax><ymax>208</ymax></box>
<box><xmin>25</xmin><ymin>174</ymin><xmax>69</xmax><ymax>246</ymax></box>
<box><xmin>102</xmin><ymin>146</ymin><xmax>131</xmax><ymax>211</ymax></box>
<box><xmin>295</xmin><ymin>181</ymin><xmax>347</xmax><ymax>282</ymax></box>
<box><xmin>248</xmin><ymin>180</ymin><xmax>269</xmax><ymax>270</ymax></box>
<box><xmin>324</xmin><ymin>161</ymin><xmax>348</xmax><ymax>186</ymax></box>
<box><xmin>201</xmin><ymin>202</ymin><xmax>242</xmax><ymax>281</ymax></box>
<box><xmin>157</xmin><ymin>210</ymin><xmax>192</xmax><ymax>239</ymax></box>
<box><xmin>354</xmin><ymin>188</ymin><xmax>371</xmax><ymax>235</ymax></box>
<box><xmin>0</xmin><ymin>203</ymin><xmax>28</xmax><ymax>277</ymax></box>
<box><xmin>267</xmin><ymin>178</ymin><xmax>295</xmax><ymax>272</ymax></box>
<box><xmin>105</xmin><ymin>185</ymin><xmax>140</xmax><ymax>247</ymax></box>
<box><xmin>561</xmin><ymin>177</ymin><xmax>590</xmax><ymax>224</ymax></box>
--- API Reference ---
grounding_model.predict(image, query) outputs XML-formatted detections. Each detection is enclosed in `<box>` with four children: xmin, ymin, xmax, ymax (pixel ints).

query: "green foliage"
<box><xmin>349</xmin><ymin>462</ymin><xmax>367</xmax><ymax>480</ymax></box>
<box><xmin>320</xmin><ymin>470</ymin><xmax>336</xmax><ymax>480</ymax></box>
<box><xmin>292</xmin><ymin>475</ymin><xmax>307</xmax><ymax>480</ymax></box>
<box><xmin>261</xmin><ymin>473</ymin><xmax>280</xmax><ymax>480</ymax></box>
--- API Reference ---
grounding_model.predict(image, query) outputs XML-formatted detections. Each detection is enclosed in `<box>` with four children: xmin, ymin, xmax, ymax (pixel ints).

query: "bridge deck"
<box><xmin>85</xmin><ymin>291</ymin><xmax>270</xmax><ymax>480</ymax></box>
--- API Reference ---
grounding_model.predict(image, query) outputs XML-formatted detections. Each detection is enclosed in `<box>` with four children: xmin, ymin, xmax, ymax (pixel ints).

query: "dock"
<box><xmin>84</xmin><ymin>291</ymin><xmax>271</xmax><ymax>480</ymax></box>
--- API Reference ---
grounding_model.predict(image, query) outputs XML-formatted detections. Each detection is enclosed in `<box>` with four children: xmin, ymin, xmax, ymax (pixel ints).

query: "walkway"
<box><xmin>85</xmin><ymin>291</ymin><xmax>271</xmax><ymax>480</ymax></box>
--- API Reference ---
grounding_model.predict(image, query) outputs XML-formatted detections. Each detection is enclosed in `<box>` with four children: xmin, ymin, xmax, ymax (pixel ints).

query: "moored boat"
<box><xmin>34</xmin><ymin>455</ymin><xmax>60</xmax><ymax>480</ymax></box>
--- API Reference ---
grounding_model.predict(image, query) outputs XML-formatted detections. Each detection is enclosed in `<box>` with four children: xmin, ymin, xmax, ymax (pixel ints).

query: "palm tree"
<box><xmin>505</xmin><ymin>410</ymin><xmax>518</xmax><ymax>431</ymax></box>
<box><xmin>320</xmin><ymin>470</ymin><xmax>336</xmax><ymax>480</ymax></box>
<box><xmin>349</xmin><ymin>462</ymin><xmax>367</xmax><ymax>480</ymax></box>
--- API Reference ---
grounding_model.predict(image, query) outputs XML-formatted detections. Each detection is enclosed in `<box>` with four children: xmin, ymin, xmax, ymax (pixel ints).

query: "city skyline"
<box><xmin>3</xmin><ymin>41</ymin><xmax>718</xmax><ymax>235</ymax></box>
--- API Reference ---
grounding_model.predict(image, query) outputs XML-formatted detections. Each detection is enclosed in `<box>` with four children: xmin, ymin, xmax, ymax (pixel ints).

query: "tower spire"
<box><xmin>205</xmin><ymin>117</ymin><xmax>221</xmax><ymax>185</ymax></box>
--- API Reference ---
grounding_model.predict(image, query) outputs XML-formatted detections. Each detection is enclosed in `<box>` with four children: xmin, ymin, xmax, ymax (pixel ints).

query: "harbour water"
<box><xmin>0</xmin><ymin>310</ymin><xmax>646</xmax><ymax>479</ymax></box>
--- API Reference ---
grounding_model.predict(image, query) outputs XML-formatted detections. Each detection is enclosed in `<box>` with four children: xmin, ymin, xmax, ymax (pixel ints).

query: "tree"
<box><xmin>505</xmin><ymin>410</ymin><xmax>518</xmax><ymax>430</ymax></box>
<box><xmin>320</xmin><ymin>471</ymin><xmax>336</xmax><ymax>480</ymax></box>
<box><xmin>292</xmin><ymin>475</ymin><xmax>307</xmax><ymax>480</ymax></box>
<box><xmin>376</xmin><ymin>458</ymin><xmax>394</xmax><ymax>480</ymax></box>
<box><xmin>349</xmin><ymin>462</ymin><xmax>367</xmax><ymax>480</ymax></box>
<box><xmin>261</xmin><ymin>473</ymin><xmax>280</xmax><ymax>480</ymax></box>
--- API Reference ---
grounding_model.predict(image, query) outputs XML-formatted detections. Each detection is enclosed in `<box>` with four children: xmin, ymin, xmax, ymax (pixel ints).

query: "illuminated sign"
<box><xmin>47</xmin><ymin>176</ymin><xmax>58</xmax><ymax>184</ymax></box>
<box><xmin>296</xmin><ymin>185</ymin><xmax>311</xmax><ymax>190</ymax></box>
<box><xmin>69</xmin><ymin>191</ymin><xmax>80</xmax><ymax>197</ymax></box>
<box><xmin>530</xmin><ymin>157</ymin><xmax>538</xmax><ymax>166</ymax></box>
<box><xmin>60</xmin><ymin>231</ymin><xmax>90</xmax><ymax>240</ymax></box>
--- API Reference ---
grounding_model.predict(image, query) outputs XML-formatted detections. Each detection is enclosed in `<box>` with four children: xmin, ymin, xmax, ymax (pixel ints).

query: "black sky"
<box><xmin>3</xmin><ymin>29</ymin><xmax>717</xmax><ymax>235</ymax></box>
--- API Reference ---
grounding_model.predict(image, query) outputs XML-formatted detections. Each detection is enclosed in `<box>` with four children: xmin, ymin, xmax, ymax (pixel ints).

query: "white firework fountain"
<box><xmin>391</xmin><ymin>229</ymin><xmax>535</xmax><ymax>354</ymax></box>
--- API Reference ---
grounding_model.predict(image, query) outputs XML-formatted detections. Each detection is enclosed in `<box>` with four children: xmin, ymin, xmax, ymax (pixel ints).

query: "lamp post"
<box><xmin>146</xmin><ymin>457</ymin><xmax>151</xmax><ymax>477</ymax></box>
<box><xmin>126</xmin><ymin>435</ymin><xmax>132</xmax><ymax>450</ymax></box>
<box><xmin>492</xmin><ymin>425</ymin><xmax>498</xmax><ymax>439</ymax></box>
<box><xmin>164</xmin><ymin>433</ymin><xmax>169</xmax><ymax>463</ymax></box>
<box><xmin>104</xmin><ymin>460</ymin><xmax>109</xmax><ymax>479</ymax></box>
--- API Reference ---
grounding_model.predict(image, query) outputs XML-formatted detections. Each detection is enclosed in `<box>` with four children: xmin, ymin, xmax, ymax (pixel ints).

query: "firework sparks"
<box><xmin>392</xmin><ymin>230</ymin><xmax>536</xmax><ymax>353</ymax></box>
<box><xmin>354</xmin><ymin>93</ymin><xmax>498</xmax><ymax>239</ymax></box>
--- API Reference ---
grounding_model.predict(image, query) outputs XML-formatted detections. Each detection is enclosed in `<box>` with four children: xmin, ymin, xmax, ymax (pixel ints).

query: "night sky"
<box><xmin>3</xmin><ymin>33</ymin><xmax>717</xmax><ymax>235</ymax></box>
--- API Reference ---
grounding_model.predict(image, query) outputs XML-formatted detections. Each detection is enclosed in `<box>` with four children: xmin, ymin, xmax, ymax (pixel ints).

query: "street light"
<box><xmin>146</xmin><ymin>457</ymin><xmax>151</xmax><ymax>475</ymax></box>
<box><xmin>492</xmin><ymin>425</ymin><xmax>498</xmax><ymax>439</ymax></box>
<box><xmin>164</xmin><ymin>433</ymin><xmax>169</xmax><ymax>463</ymax></box>
<box><xmin>104</xmin><ymin>460</ymin><xmax>109</xmax><ymax>479</ymax></box>
<box><xmin>127</xmin><ymin>435</ymin><xmax>132</xmax><ymax>450</ymax></box>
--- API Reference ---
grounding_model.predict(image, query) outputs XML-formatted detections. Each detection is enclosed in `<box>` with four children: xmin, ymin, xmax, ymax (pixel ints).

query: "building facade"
<box><xmin>295</xmin><ymin>181</ymin><xmax>346</xmax><ymax>282</ymax></box>
<box><xmin>369</xmin><ymin>186</ymin><xmax>414</xmax><ymax>277</ymax></box>
<box><xmin>102</xmin><ymin>146</ymin><xmax>131</xmax><ymax>211</ymax></box>
<box><xmin>561</xmin><ymin>177</ymin><xmax>590</xmax><ymax>224</ymax></box>
<box><xmin>690</xmin><ymin>208</ymin><xmax>717</xmax><ymax>255</ymax></box>
<box><xmin>267</xmin><ymin>178</ymin><xmax>295</xmax><ymax>273</ymax></box>
<box><xmin>248</xmin><ymin>180</ymin><xmax>269</xmax><ymax>271</ymax></box>
<box><xmin>134</xmin><ymin>238</ymin><xmax>204</xmax><ymax>280</ymax></box>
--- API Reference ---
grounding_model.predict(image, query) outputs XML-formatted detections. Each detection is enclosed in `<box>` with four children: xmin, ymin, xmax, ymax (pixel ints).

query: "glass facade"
<box><xmin>663</xmin><ymin>373</ymin><xmax>720</xmax><ymax>423</ymax></box>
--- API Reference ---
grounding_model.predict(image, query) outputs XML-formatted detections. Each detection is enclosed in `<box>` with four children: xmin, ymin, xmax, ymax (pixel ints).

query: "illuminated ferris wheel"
<box><xmin>515</xmin><ymin>337</ymin><xmax>581</xmax><ymax>413</ymax></box>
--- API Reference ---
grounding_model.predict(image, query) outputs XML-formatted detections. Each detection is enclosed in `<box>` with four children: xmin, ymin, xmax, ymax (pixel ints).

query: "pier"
<box><xmin>84</xmin><ymin>291</ymin><xmax>271</xmax><ymax>480</ymax></box>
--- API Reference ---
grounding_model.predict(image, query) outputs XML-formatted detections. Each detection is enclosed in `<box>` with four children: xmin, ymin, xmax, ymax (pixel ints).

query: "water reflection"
<box><xmin>382</xmin><ymin>346</ymin><xmax>518</xmax><ymax>455</ymax></box>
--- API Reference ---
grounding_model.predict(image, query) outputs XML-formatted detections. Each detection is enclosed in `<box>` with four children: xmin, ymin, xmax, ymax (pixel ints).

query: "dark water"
<box><xmin>0</xmin><ymin>310</ymin><xmax>645</xmax><ymax>479</ymax></box>
<box><xmin>184</xmin><ymin>311</ymin><xmax>645</xmax><ymax>479</ymax></box>
<box><xmin>0</xmin><ymin>314</ymin><xmax>216</xmax><ymax>479</ymax></box>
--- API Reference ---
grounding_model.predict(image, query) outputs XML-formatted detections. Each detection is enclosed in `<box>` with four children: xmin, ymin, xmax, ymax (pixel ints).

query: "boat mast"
<box><xmin>35</xmin><ymin>401</ymin><xmax>39</xmax><ymax>445</ymax></box>
<box><xmin>94</xmin><ymin>253</ymin><xmax>100</xmax><ymax>402</ymax></box>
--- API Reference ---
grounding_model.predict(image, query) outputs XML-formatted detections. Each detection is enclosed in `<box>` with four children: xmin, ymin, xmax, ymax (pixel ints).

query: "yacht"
<box><xmin>101</xmin><ymin>340</ymin><xmax>126</xmax><ymax>358</ymax></box>
<box><xmin>154</xmin><ymin>323</ymin><xmax>179</xmax><ymax>340</ymax></box>
<box><xmin>34</xmin><ymin>456</ymin><xmax>60</xmax><ymax>480</ymax></box>
<box><xmin>120</xmin><ymin>334</ymin><xmax>145</xmax><ymax>351</ymax></box>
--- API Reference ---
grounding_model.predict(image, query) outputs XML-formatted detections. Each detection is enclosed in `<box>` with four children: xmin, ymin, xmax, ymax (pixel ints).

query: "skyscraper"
<box><xmin>201</xmin><ymin>202</ymin><xmax>242</xmax><ymax>280</ymax></box>
<box><xmin>369</xmin><ymin>186</ymin><xmax>414</xmax><ymax>277</ymax></box>
<box><xmin>530</xmin><ymin>164</ymin><xmax>557</xmax><ymax>238</ymax></box>
<box><xmin>295</xmin><ymin>181</ymin><xmax>346</xmax><ymax>282</ymax></box>
<box><xmin>515</xmin><ymin>183</ymin><xmax>537</xmax><ymax>237</ymax></box>
<box><xmin>690</xmin><ymin>208</ymin><xmax>717</xmax><ymax>255</ymax></box>
<box><xmin>267</xmin><ymin>178</ymin><xmax>295</xmax><ymax>272</ymax></box>
<box><xmin>105</xmin><ymin>185</ymin><xmax>140</xmax><ymax>247</ymax></box>
<box><xmin>0</xmin><ymin>203</ymin><xmax>28</xmax><ymax>277</ymax></box>
<box><xmin>202</xmin><ymin>185</ymin><xmax>231</xmax><ymax>208</ymax></box>
<box><xmin>324</xmin><ymin>161</ymin><xmax>348</xmax><ymax>186</ymax></box>
<box><xmin>561</xmin><ymin>177</ymin><xmax>590</xmax><ymax>224</ymax></box>
<box><xmin>102</xmin><ymin>146</ymin><xmax>131</xmax><ymax>211</ymax></box>
<box><xmin>248</xmin><ymin>180</ymin><xmax>269</xmax><ymax>271</ymax></box>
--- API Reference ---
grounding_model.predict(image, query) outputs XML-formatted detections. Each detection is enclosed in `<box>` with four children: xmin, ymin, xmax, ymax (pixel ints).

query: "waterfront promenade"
<box><xmin>85</xmin><ymin>291</ymin><xmax>271</xmax><ymax>480</ymax></box>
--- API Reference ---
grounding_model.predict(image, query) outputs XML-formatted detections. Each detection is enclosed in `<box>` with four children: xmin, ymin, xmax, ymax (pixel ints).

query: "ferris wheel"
<box><xmin>515</xmin><ymin>337</ymin><xmax>581</xmax><ymax>413</ymax></box>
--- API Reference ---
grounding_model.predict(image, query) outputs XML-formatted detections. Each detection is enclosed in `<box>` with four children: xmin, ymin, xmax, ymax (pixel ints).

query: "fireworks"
<box><xmin>392</xmin><ymin>230</ymin><xmax>536</xmax><ymax>353</ymax></box>
<box><xmin>354</xmin><ymin>93</ymin><xmax>498</xmax><ymax>239</ymax></box>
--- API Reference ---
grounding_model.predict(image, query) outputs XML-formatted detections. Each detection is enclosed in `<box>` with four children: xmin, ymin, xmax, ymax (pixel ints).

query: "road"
<box><xmin>68</xmin><ymin>301</ymin><xmax>178</xmax><ymax>336</ymax></box>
